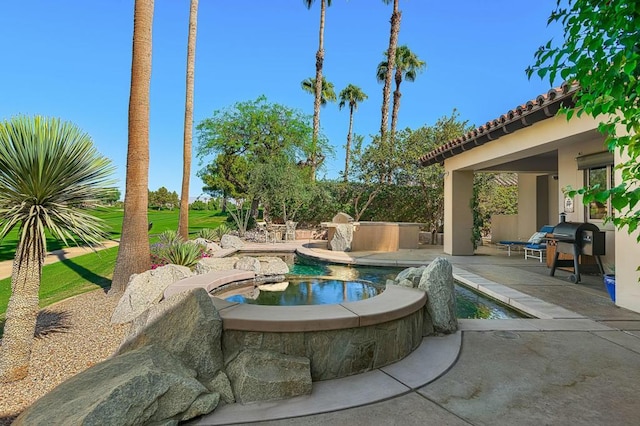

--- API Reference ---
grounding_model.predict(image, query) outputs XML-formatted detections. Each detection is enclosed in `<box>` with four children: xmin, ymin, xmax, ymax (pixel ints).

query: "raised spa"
<box><xmin>221</xmin><ymin>278</ymin><xmax>384</xmax><ymax>306</ymax></box>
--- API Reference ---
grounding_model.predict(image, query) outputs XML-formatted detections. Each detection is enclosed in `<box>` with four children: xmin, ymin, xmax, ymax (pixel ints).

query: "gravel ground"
<box><xmin>0</xmin><ymin>289</ymin><xmax>129</xmax><ymax>424</ymax></box>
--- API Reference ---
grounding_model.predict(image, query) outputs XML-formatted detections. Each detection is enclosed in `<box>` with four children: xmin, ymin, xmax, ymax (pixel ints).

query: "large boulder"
<box><xmin>220</xmin><ymin>234</ymin><xmax>244</xmax><ymax>249</ymax></box>
<box><xmin>394</xmin><ymin>266</ymin><xmax>427</xmax><ymax>288</ymax></box>
<box><xmin>234</xmin><ymin>256</ymin><xmax>261</xmax><ymax>273</ymax></box>
<box><xmin>226</xmin><ymin>350</ymin><xmax>312</xmax><ymax>404</ymax></box>
<box><xmin>194</xmin><ymin>257</ymin><xmax>238</xmax><ymax>274</ymax></box>
<box><xmin>118</xmin><ymin>288</ymin><xmax>224</xmax><ymax>382</ymax></box>
<box><xmin>257</xmin><ymin>257</ymin><xmax>289</xmax><ymax>275</ymax></box>
<box><xmin>329</xmin><ymin>223</ymin><xmax>353</xmax><ymax>252</ymax></box>
<box><xmin>418</xmin><ymin>257</ymin><xmax>458</xmax><ymax>334</ymax></box>
<box><xmin>111</xmin><ymin>264</ymin><xmax>193</xmax><ymax>324</ymax></box>
<box><xmin>191</xmin><ymin>237</ymin><xmax>221</xmax><ymax>254</ymax></box>
<box><xmin>14</xmin><ymin>345</ymin><xmax>217</xmax><ymax>425</ymax></box>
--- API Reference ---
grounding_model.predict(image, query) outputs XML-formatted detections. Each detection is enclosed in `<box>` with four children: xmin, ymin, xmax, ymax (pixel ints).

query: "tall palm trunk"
<box><xmin>111</xmin><ymin>0</ymin><xmax>154</xmax><ymax>293</ymax></box>
<box><xmin>380</xmin><ymin>0</ymin><xmax>401</xmax><ymax>140</ymax></box>
<box><xmin>178</xmin><ymin>0</ymin><xmax>198</xmax><ymax>240</ymax></box>
<box><xmin>0</xmin><ymin>236</ymin><xmax>44</xmax><ymax>382</ymax></box>
<box><xmin>388</xmin><ymin>68</ymin><xmax>403</xmax><ymax>181</ymax></box>
<box><xmin>310</xmin><ymin>0</ymin><xmax>327</xmax><ymax>181</ymax></box>
<box><xmin>344</xmin><ymin>104</ymin><xmax>354</xmax><ymax>182</ymax></box>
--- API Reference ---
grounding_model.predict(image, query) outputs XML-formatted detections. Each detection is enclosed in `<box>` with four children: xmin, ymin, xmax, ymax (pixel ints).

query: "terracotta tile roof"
<box><xmin>419</xmin><ymin>82</ymin><xmax>579</xmax><ymax>167</ymax></box>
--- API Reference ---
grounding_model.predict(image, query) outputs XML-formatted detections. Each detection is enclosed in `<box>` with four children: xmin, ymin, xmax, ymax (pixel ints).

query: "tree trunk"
<box><xmin>0</xmin><ymin>238</ymin><xmax>44</xmax><ymax>382</ymax></box>
<box><xmin>388</xmin><ymin>71</ymin><xmax>403</xmax><ymax>182</ymax></box>
<box><xmin>310</xmin><ymin>0</ymin><xmax>327</xmax><ymax>181</ymax></box>
<box><xmin>344</xmin><ymin>104</ymin><xmax>354</xmax><ymax>182</ymax></box>
<box><xmin>111</xmin><ymin>0</ymin><xmax>154</xmax><ymax>293</ymax></box>
<box><xmin>178</xmin><ymin>0</ymin><xmax>198</xmax><ymax>241</ymax></box>
<box><xmin>380</xmin><ymin>0</ymin><xmax>401</xmax><ymax>140</ymax></box>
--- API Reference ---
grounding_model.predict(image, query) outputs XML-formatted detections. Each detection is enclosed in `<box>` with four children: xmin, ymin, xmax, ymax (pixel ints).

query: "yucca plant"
<box><xmin>213</xmin><ymin>223</ymin><xmax>231</xmax><ymax>241</ymax></box>
<box><xmin>158</xmin><ymin>229</ymin><xmax>182</xmax><ymax>245</ymax></box>
<box><xmin>196</xmin><ymin>228</ymin><xmax>217</xmax><ymax>241</ymax></box>
<box><xmin>163</xmin><ymin>241</ymin><xmax>205</xmax><ymax>268</ymax></box>
<box><xmin>0</xmin><ymin>116</ymin><xmax>114</xmax><ymax>382</ymax></box>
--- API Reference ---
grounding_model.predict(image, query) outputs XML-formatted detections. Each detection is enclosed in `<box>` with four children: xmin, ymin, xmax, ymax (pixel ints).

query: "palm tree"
<box><xmin>380</xmin><ymin>0</ymin><xmax>401</xmax><ymax>140</ymax></box>
<box><xmin>338</xmin><ymin>84</ymin><xmax>368</xmax><ymax>182</ymax></box>
<box><xmin>178</xmin><ymin>0</ymin><xmax>199</xmax><ymax>241</ymax></box>
<box><xmin>0</xmin><ymin>116</ymin><xmax>114</xmax><ymax>382</ymax></box>
<box><xmin>377</xmin><ymin>45</ymin><xmax>426</xmax><ymax>139</ymax></box>
<box><xmin>301</xmin><ymin>77</ymin><xmax>337</xmax><ymax>106</ymax></box>
<box><xmin>111</xmin><ymin>0</ymin><xmax>154</xmax><ymax>293</ymax></box>
<box><xmin>303</xmin><ymin>0</ymin><xmax>332</xmax><ymax>181</ymax></box>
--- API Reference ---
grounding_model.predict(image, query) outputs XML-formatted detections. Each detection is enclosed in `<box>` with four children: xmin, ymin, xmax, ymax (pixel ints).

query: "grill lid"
<box><xmin>553</xmin><ymin>221</ymin><xmax>600</xmax><ymax>241</ymax></box>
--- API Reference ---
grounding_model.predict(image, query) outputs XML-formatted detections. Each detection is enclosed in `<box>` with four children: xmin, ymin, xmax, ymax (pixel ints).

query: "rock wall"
<box><xmin>222</xmin><ymin>308</ymin><xmax>423</xmax><ymax>381</ymax></box>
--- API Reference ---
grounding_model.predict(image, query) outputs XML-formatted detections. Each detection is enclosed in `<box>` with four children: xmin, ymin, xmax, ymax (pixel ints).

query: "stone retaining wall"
<box><xmin>221</xmin><ymin>308</ymin><xmax>424</xmax><ymax>381</ymax></box>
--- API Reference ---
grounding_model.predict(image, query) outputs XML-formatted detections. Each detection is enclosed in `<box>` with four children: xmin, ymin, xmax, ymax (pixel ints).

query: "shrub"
<box><xmin>213</xmin><ymin>223</ymin><xmax>232</xmax><ymax>241</ymax></box>
<box><xmin>197</xmin><ymin>228</ymin><xmax>217</xmax><ymax>241</ymax></box>
<box><xmin>158</xmin><ymin>229</ymin><xmax>182</xmax><ymax>245</ymax></box>
<box><xmin>190</xmin><ymin>200</ymin><xmax>208</xmax><ymax>210</ymax></box>
<box><xmin>163</xmin><ymin>241</ymin><xmax>205</xmax><ymax>268</ymax></box>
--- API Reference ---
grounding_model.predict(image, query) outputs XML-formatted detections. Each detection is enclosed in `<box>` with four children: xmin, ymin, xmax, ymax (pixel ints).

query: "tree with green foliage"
<box><xmin>303</xmin><ymin>0</ymin><xmax>333</xmax><ymax>181</ymax></box>
<box><xmin>148</xmin><ymin>187</ymin><xmax>179</xmax><ymax>210</ymax></box>
<box><xmin>0</xmin><ymin>116</ymin><xmax>114</xmax><ymax>382</ymax></box>
<box><xmin>249</xmin><ymin>157</ymin><xmax>314</xmax><ymax>223</ymax></box>
<box><xmin>396</xmin><ymin>111</ymin><xmax>472</xmax><ymax>231</ymax></box>
<box><xmin>196</xmin><ymin>96</ymin><xmax>327</xmax><ymax>200</ymax></box>
<box><xmin>377</xmin><ymin>45</ymin><xmax>426</xmax><ymax>141</ymax></box>
<box><xmin>101</xmin><ymin>187</ymin><xmax>122</xmax><ymax>205</ymax></box>
<box><xmin>338</xmin><ymin>84</ymin><xmax>368</xmax><ymax>182</ymax></box>
<box><xmin>377</xmin><ymin>45</ymin><xmax>426</xmax><ymax>181</ymax></box>
<box><xmin>301</xmin><ymin>77</ymin><xmax>337</xmax><ymax>106</ymax></box>
<box><xmin>527</xmin><ymin>0</ymin><xmax>640</xmax><ymax>242</ymax></box>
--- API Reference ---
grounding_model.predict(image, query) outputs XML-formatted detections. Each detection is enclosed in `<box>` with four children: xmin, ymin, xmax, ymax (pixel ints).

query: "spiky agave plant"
<box><xmin>0</xmin><ymin>116</ymin><xmax>114</xmax><ymax>382</ymax></box>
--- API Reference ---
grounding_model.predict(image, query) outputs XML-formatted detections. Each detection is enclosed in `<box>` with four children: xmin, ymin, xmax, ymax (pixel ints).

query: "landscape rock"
<box><xmin>111</xmin><ymin>264</ymin><xmax>193</xmax><ymax>324</ymax></box>
<box><xmin>179</xmin><ymin>392</ymin><xmax>220</xmax><ymax>421</ymax></box>
<box><xmin>332</xmin><ymin>212</ymin><xmax>354</xmax><ymax>223</ymax></box>
<box><xmin>395</xmin><ymin>266</ymin><xmax>427</xmax><ymax>288</ymax></box>
<box><xmin>418</xmin><ymin>257</ymin><xmax>458</xmax><ymax>334</ymax></box>
<box><xmin>329</xmin><ymin>223</ymin><xmax>353</xmax><ymax>252</ymax></box>
<box><xmin>118</xmin><ymin>287</ymin><xmax>224</xmax><ymax>382</ymax></box>
<box><xmin>220</xmin><ymin>234</ymin><xmax>244</xmax><ymax>249</ymax></box>
<box><xmin>14</xmin><ymin>345</ymin><xmax>215</xmax><ymax>426</ymax></box>
<box><xmin>258</xmin><ymin>281</ymin><xmax>289</xmax><ymax>292</ymax></box>
<box><xmin>194</xmin><ymin>257</ymin><xmax>238</xmax><ymax>274</ymax></box>
<box><xmin>257</xmin><ymin>256</ymin><xmax>289</xmax><ymax>275</ymax></box>
<box><xmin>192</xmin><ymin>237</ymin><xmax>221</xmax><ymax>253</ymax></box>
<box><xmin>204</xmin><ymin>371</ymin><xmax>235</xmax><ymax>404</ymax></box>
<box><xmin>226</xmin><ymin>350</ymin><xmax>312</xmax><ymax>404</ymax></box>
<box><xmin>235</xmin><ymin>256</ymin><xmax>261</xmax><ymax>273</ymax></box>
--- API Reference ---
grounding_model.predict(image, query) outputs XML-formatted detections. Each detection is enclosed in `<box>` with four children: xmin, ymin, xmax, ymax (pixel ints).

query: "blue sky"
<box><xmin>0</xmin><ymin>0</ymin><xmax>562</xmax><ymax>198</ymax></box>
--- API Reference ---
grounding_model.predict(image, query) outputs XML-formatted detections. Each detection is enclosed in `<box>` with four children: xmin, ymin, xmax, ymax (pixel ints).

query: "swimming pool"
<box><xmin>223</xmin><ymin>253</ymin><xmax>525</xmax><ymax>319</ymax></box>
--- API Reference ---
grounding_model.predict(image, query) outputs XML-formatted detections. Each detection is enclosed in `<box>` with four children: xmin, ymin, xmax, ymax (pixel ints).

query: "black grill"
<box><xmin>550</xmin><ymin>221</ymin><xmax>605</xmax><ymax>283</ymax></box>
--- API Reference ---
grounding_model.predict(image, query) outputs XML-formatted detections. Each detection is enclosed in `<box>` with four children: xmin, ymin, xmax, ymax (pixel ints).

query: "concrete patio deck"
<box><xmin>192</xmin><ymin>240</ymin><xmax>640</xmax><ymax>425</ymax></box>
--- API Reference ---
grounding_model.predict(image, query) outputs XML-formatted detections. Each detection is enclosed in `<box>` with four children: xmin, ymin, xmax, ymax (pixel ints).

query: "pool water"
<box><xmin>225</xmin><ymin>278</ymin><xmax>383</xmax><ymax>306</ymax></box>
<box><xmin>227</xmin><ymin>253</ymin><xmax>524</xmax><ymax>319</ymax></box>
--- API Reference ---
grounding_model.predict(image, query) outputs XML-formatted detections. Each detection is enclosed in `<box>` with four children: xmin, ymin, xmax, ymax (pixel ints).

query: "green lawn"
<box><xmin>0</xmin><ymin>207</ymin><xmax>229</xmax><ymax>323</ymax></box>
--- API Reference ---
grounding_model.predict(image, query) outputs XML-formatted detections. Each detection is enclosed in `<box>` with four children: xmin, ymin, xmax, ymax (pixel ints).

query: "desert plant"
<box><xmin>163</xmin><ymin>241</ymin><xmax>204</xmax><ymax>268</ymax></box>
<box><xmin>213</xmin><ymin>223</ymin><xmax>232</xmax><ymax>241</ymax></box>
<box><xmin>158</xmin><ymin>229</ymin><xmax>182</xmax><ymax>245</ymax></box>
<box><xmin>197</xmin><ymin>228</ymin><xmax>217</xmax><ymax>241</ymax></box>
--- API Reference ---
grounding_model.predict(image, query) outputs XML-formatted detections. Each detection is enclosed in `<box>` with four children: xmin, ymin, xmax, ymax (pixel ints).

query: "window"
<box><xmin>585</xmin><ymin>164</ymin><xmax>615</xmax><ymax>220</ymax></box>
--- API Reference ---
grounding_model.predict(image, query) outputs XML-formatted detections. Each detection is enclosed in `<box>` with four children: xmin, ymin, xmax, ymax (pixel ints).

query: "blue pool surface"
<box><xmin>226</xmin><ymin>254</ymin><xmax>525</xmax><ymax>319</ymax></box>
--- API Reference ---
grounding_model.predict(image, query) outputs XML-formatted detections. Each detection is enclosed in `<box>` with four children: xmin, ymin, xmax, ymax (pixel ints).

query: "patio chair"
<box><xmin>498</xmin><ymin>225</ymin><xmax>554</xmax><ymax>259</ymax></box>
<box><xmin>284</xmin><ymin>221</ymin><xmax>297</xmax><ymax>241</ymax></box>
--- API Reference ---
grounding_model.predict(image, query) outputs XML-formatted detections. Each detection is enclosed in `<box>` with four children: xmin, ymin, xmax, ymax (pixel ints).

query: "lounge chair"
<box><xmin>498</xmin><ymin>225</ymin><xmax>555</xmax><ymax>260</ymax></box>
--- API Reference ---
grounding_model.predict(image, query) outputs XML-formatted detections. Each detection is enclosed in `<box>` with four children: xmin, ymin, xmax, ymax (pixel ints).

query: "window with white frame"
<box><xmin>577</xmin><ymin>151</ymin><xmax>615</xmax><ymax>221</ymax></box>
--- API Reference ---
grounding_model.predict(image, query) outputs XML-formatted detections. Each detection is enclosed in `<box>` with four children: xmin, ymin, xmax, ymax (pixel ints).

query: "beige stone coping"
<box><xmin>163</xmin><ymin>270</ymin><xmax>256</xmax><ymax>299</ymax></box>
<box><xmin>212</xmin><ymin>285</ymin><xmax>426</xmax><ymax>333</ymax></box>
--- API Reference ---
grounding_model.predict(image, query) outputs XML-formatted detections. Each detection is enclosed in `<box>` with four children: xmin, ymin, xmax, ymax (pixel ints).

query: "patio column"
<box><xmin>444</xmin><ymin>170</ymin><xmax>474</xmax><ymax>255</ymax></box>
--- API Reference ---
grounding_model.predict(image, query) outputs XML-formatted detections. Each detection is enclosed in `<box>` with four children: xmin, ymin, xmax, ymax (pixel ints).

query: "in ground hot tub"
<box><xmin>212</xmin><ymin>284</ymin><xmax>427</xmax><ymax>381</ymax></box>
